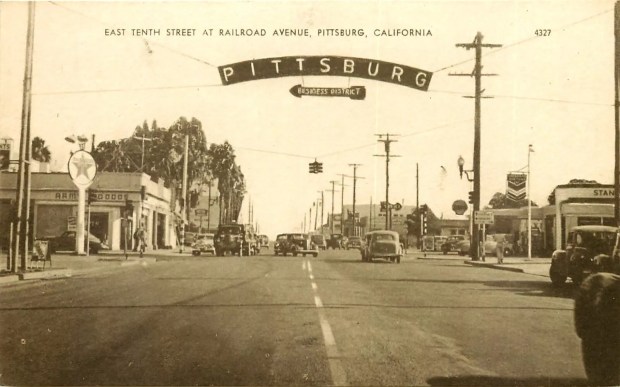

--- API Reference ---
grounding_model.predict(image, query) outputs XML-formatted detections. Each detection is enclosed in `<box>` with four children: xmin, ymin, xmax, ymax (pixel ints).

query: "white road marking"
<box><xmin>302</xmin><ymin>261</ymin><xmax>306</xmax><ymax>271</ymax></box>
<box><xmin>314</xmin><ymin>295</ymin><xmax>323</xmax><ymax>307</ymax></box>
<box><xmin>304</xmin><ymin>263</ymin><xmax>348</xmax><ymax>386</ymax></box>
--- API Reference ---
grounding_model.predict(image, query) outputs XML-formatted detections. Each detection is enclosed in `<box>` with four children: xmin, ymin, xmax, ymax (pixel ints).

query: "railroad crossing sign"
<box><xmin>474</xmin><ymin>210</ymin><xmax>494</xmax><ymax>225</ymax></box>
<box><xmin>392</xmin><ymin>202</ymin><xmax>402</xmax><ymax>211</ymax></box>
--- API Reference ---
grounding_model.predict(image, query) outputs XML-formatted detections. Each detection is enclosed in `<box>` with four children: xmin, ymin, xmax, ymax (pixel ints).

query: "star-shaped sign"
<box><xmin>72</xmin><ymin>154</ymin><xmax>95</xmax><ymax>179</ymax></box>
<box><xmin>68</xmin><ymin>150</ymin><xmax>97</xmax><ymax>188</ymax></box>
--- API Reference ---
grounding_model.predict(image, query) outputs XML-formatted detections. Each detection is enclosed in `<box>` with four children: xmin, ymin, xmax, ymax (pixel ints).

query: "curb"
<box><xmin>0</xmin><ymin>275</ymin><xmax>20</xmax><ymax>284</ymax></box>
<box><xmin>463</xmin><ymin>260</ymin><xmax>525</xmax><ymax>273</ymax></box>
<box><xmin>18</xmin><ymin>269</ymin><xmax>72</xmax><ymax>280</ymax></box>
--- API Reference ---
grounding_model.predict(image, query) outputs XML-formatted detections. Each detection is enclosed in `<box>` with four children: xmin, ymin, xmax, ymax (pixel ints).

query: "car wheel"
<box><xmin>397</xmin><ymin>256</ymin><xmax>401</xmax><ymax>264</ymax></box>
<box><xmin>313</xmin><ymin>253</ymin><xmax>318</xmax><ymax>257</ymax></box>
<box><xmin>303</xmin><ymin>253</ymin><xmax>306</xmax><ymax>257</ymax></box>
<box><xmin>192</xmin><ymin>250</ymin><xmax>200</xmax><ymax>256</ymax></box>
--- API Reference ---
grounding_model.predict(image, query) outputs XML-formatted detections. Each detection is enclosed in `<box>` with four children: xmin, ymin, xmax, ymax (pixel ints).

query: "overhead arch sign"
<box><xmin>218</xmin><ymin>56</ymin><xmax>433</xmax><ymax>91</ymax></box>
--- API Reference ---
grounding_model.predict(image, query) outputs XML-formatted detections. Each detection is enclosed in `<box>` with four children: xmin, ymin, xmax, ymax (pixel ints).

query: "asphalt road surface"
<box><xmin>0</xmin><ymin>249</ymin><xmax>587</xmax><ymax>386</ymax></box>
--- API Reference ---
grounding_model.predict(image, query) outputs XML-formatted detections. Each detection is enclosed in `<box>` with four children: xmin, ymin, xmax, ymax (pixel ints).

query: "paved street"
<box><xmin>0</xmin><ymin>249</ymin><xmax>586</xmax><ymax>386</ymax></box>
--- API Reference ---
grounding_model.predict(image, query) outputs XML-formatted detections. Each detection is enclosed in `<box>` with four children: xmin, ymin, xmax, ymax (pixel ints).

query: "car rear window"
<box><xmin>374</xmin><ymin>234</ymin><xmax>395</xmax><ymax>241</ymax></box>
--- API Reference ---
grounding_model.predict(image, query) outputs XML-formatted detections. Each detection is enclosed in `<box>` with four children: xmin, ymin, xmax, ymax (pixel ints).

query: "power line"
<box><xmin>236</xmin><ymin>147</ymin><xmax>315</xmax><ymax>160</ymax></box>
<box><xmin>47</xmin><ymin>1</ymin><xmax>219</xmax><ymax>68</ymax></box>
<box><xmin>427</xmin><ymin>89</ymin><xmax>614</xmax><ymax>107</ymax></box>
<box><xmin>33</xmin><ymin>83</ymin><xmax>223</xmax><ymax>96</ymax></box>
<box><xmin>434</xmin><ymin>7</ymin><xmax>612</xmax><ymax>73</ymax></box>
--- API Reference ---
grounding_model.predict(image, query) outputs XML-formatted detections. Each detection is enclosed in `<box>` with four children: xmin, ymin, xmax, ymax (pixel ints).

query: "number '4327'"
<box><xmin>535</xmin><ymin>29</ymin><xmax>551</xmax><ymax>37</ymax></box>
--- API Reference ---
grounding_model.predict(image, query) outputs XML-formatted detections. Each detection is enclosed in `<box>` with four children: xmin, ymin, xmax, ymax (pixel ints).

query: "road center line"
<box><xmin>303</xmin><ymin>261</ymin><xmax>306</xmax><ymax>271</ymax></box>
<box><xmin>305</xmin><ymin>263</ymin><xmax>348</xmax><ymax>386</ymax></box>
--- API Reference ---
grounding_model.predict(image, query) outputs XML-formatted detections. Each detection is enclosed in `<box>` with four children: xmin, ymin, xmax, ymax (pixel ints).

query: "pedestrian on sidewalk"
<box><xmin>133</xmin><ymin>224</ymin><xmax>147</xmax><ymax>252</ymax></box>
<box><xmin>496</xmin><ymin>237</ymin><xmax>504</xmax><ymax>264</ymax></box>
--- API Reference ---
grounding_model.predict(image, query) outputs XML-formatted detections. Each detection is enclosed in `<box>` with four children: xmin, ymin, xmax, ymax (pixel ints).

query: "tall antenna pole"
<box><xmin>416</xmin><ymin>163</ymin><xmax>420</xmax><ymax>249</ymax></box>
<box><xmin>615</xmin><ymin>1</ymin><xmax>620</xmax><ymax>227</ymax></box>
<box><xmin>374</xmin><ymin>134</ymin><xmax>400</xmax><ymax>230</ymax></box>
<box><xmin>336</xmin><ymin>174</ymin><xmax>350</xmax><ymax>234</ymax></box>
<box><xmin>451</xmin><ymin>32</ymin><xmax>502</xmax><ymax>261</ymax></box>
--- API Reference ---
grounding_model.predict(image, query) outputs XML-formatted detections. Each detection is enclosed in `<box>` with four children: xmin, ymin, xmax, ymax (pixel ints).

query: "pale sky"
<box><xmin>0</xmin><ymin>0</ymin><xmax>615</xmax><ymax>238</ymax></box>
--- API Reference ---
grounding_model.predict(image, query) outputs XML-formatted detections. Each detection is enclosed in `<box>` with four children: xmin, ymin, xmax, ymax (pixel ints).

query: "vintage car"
<box><xmin>275</xmin><ymin>233</ymin><xmax>318</xmax><ymax>257</ymax></box>
<box><xmin>191</xmin><ymin>233</ymin><xmax>216</xmax><ymax>256</ymax></box>
<box><xmin>310</xmin><ymin>234</ymin><xmax>327</xmax><ymax>250</ymax></box>
<box><xmin>441</xmin><ymin>235</ymin><xmax>467</xmax><ymax>255</ymax></box>
<box><xmin>274</xmin><ymin>234</ymin><xmax>288</xmax><ymax>255</ymax></box>
<box><xmin>454</xmin><ymin>235</ymin><xmax>514</xmax><ymax>257</ymax></box>
<box><xmin>346</xmin><ymin>236</ymin><xmax>362</xmax><ymax>250</ymax></box>
<box><xmin>361</xmin><ymin>230</ymin><xmax>402</xmax><ymax>263</ymax></box>
<box><xmin>258</xmin><ymin>234</ymin><xmax>270</xmax><ymax>248</ymax></box>
<box><xmin>549</xmin><ymin>225</ymin><xmax>617</xmax><ymax>286</ymax></box>
<box><xmin>327</xmin><ymin>233</ymin><xmax>346</xmax><ymax>249</ymax></box>
<box><xmin>45</xmin><ymin>231</ymin><xmax>109</xmax><ymax>254</ymax></box>
<box><xmin>214</xmin><ymin>223</ymin><xmax>259</xmax><ymax>256</ymax></box>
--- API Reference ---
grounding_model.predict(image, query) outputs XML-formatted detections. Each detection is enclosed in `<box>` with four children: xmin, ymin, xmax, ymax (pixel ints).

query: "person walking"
<box><xmin>133</xmin><ymin>224</ymin><xmax>147</xmax><ymax>252</ymax></box>
<box><xmin>496</xmin><ymin>236</ymin><xmax>504</xmax><ymax>264</ymax></box>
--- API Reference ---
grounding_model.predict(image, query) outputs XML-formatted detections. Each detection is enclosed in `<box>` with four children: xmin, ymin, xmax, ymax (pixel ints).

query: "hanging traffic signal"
<box><xmin>88</xmin><ymin>190</ymin><xmax>98</xmax><ymax>205</ymax></box>
<box><xmin>468</xmin><ymin>191</ymin><xmax>475</xmax><ymax>204</ymax></box>
<box><xmin>316</xmin><ymin>162</ymin><xmax>323</xmax><ymax>173</ymax></box>
<box><xmin>309</xmin><ymin>162</ymin><xmax>316</xmax><ymax>174</ymax></box>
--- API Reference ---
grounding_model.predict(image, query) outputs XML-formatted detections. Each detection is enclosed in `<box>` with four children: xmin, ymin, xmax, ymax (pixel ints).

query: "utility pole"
<box><xmin>370</xmin><ymin>196</ymin><xmax>373</xmax><ymax>231</ymax></box>
<box><xmin>416</xmin><ymin>163</ymin><xmax>420</xmax><ymax>249</ymax></box>
<box><xmin>179</xmin><ymin>123</ymin><xmax>189</xmax><ymax>253</ymax></box>
<box><xmin>451</xmin><ymin>32</ymin><xmax>502</xmax><ymax>261</ymax></box>
<box><xmin>314</xmin><ymin>200</ymin><xmax>318</xmax><ymax>231</ymax></box>
<box><xmin>317</xmin><ymin>190</ymin><xmax>324</xmax><ymax>233</ymax></box>
<box><xmin>309</xmin><ymin>206</ymin><xmax>312</xmax><ymax>233</ymax></box>
<box><xmin>348</xmin><ymin>163</ymin><xmax>365</xmax><ymax>236</ymax></box>
<box><xmin>326</xmin><ymin>181</ymin><xmax>338</xmax><ymax>234</ymax></box>
<box><xmin>374</xmin><ymin>134</ymin><xmax>400</xmax><ymax>230</ymax></box>
<box><xmin>12</xmin><ymin>1</ymin><xmax>35</xmax><ymax>272</ymax></box>
<box><xmin>615</xmin><ymin>1</ymin><xmax>620</xmax><ymax>227</ymax></box>
<box><xmin>336</xmin><ymin>174</ymin><xmax>351</xmax><ymax>235</ymax></box>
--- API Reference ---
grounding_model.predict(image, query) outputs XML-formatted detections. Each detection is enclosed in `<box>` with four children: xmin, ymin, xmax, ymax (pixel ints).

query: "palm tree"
<box><xmin>31</xmin><ymin>137</ymin><xmax>51</xmax><ymax>162</ymax></box>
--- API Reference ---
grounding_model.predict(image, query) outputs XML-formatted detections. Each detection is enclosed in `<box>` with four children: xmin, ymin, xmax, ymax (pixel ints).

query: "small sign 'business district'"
<box><xmin>290</xmin><ymin>85</ymin><xmax>366</xmax><ymax>100</ymax></box>
<box><xmin>474</xmin><ymin>210</ymin><xmax>494</xmax><ymax>225</ymax></box>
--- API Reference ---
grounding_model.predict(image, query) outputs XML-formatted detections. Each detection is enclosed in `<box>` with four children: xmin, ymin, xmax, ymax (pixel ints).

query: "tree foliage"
<box><xmin>91</xmin><ymin>117</ymin><xmax>246</xmax><ymax>221</ymax></box>
<box><xmin>31</xmin><ymin>136</ymin><xmax>51</xmax><ymax>162</ymax></box>
<box><xmin>487</xmin><ymin>192</ymin><xmax>537</xmax><ymax>209</ymax></box>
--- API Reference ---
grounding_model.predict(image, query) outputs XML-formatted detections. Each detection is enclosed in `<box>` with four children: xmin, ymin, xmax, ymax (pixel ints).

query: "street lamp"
<box><xmin>457</xmin><ymin>155</ymin><xmax>474</xmax><ymax>182</ymax></box>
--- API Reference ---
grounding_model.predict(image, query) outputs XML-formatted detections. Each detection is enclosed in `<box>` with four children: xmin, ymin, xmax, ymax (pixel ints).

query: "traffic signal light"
<box><xmin>309</xmin><ymin>162</ymin><xmax>316</xmax><ymax>174</ymax></box>
<box><xmin>316</xmin><ymin>162</ymin><xmax>323</xmax><ymax>173</ymax></box>
<box><xmin>468</xmin><ymin>191</ymin><xmax>475</xmax><ymax>204</ymax></box>
<box><xmin>380</xmin><ymin>201</ymin><xmax>387</xmax><ymax>212</ymax></box>
<box><xmin>88</xmin><ymin>190</ymin><xmax>98</xmax><ymax>205</ymax></box>
<box><xmin>421</xmin><ymin>213</ymin><xmax>428</xmax><ymax>235</ymax></box>
<box><xmin>420</xmin><ymin>204</ymin><xmax>428</xmax><ymax>215</ymax></box>
<box><xmin>125</xmin><ymin>199</ymin><xmax>134</xmax><ymax>214</ymax></box>
<box><xmin>0</xmin><ymin>148</ymin><xmax>9</xmax><ymax>171</ymax></box>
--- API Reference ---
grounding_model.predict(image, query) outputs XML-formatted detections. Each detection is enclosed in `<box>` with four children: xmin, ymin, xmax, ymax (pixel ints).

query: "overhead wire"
<box><xmin>433</xmin><ymin>7</ymin><xmax>613</xmax><ymax>73</ymax></box>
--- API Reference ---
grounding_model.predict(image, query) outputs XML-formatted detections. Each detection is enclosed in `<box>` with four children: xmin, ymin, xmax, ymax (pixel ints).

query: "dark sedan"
<box><xmin>46</xmin><ymin>231</ymin><xmax>108</xmax><ymax>254</ymax></box>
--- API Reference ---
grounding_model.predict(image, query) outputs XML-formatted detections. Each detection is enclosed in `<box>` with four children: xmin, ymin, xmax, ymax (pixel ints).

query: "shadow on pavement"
<box><xmin>427</xmin><ymin>375</ymin><xmax>587</xmax><ymax>386</ymax></box>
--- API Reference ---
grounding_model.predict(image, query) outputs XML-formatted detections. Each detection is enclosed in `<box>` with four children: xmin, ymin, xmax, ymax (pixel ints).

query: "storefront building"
<box><xmin>0</xmin><ymin>171</ymin><xmax>180</xmax><ymax>251</ymax></box>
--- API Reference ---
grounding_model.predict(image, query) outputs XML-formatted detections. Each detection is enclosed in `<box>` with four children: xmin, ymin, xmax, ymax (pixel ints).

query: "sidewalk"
<box><xmin>0</xmin><ymin>251</ymin><xmax>161</xmax><ymax>284</ymax></box>
<box><xmin>411</xmin><ymin>250</ymin><xmax>551</xmax><ymax>277</ymax></box>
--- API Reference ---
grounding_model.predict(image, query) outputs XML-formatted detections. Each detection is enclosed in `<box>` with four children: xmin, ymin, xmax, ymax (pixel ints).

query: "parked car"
<box><xmin>454</xmin><ymin>235</ymin><xmax>514</xmax><ymax>257</ymax></box>
<box><xmin>346</xmin><ymin>236</ymin><xmax>362</xmax><ymax>250</ymax></box>
<box><xmin>46</xmin><ymin>231</ymin><xmax>108</xmax><ymax>254</ymax></box>
<box><xmin>275</xmin><ymin>233</ymin><xmax>318</xmax><ymax>257</ymax></box>
<box><xmin>361</xmin><ymin>230</ymin><xmax>402</xmax><ymax>263</ymax></box>
<box><xmin>441</xmin><ymin>235</ymin><xmax>467</xmax><ymax>255</ymax></box>
<box><xmin>310</xmin><ymin>234</ymin><xmax>327</xmax><ymax>250</ymax></box>
<box><xmin>549</xmin><ymin>225</ymin><xmax>617</xmax><ymax>286</ymax></box>
<box><xmin>192</xmin><ymin>233</ymin><xmax>216</xmax><ymax>256</ymax></box>
<box><xmin>184</xmin><ymin>231</ymin><xmax>197</xmax><ymax>246</ymax></box>
<box><xmin>258</xmin><ymin>234</ymin><xmax>270</xmax><ymax>248</ymax></box>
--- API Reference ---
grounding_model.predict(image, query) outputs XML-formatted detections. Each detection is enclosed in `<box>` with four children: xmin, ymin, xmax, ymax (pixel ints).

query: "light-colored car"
<box><xmin>192</xmin><ymin>233</ymin><xmax>216</xmax><ymax>256</ymax></box>
<box><xmin>361</xmin><ymin>230</ymin><xmax>402</xmax><ymax>263</ymax></box>
<box><xmin>456</xmin><ymin>234</ymin><xmax>514</xmax><ymax>257</ymax></box>
<box><xmin>346</xmin><ymin>236</ymin><xmax>362</xmax><ymax>250</ymax></box>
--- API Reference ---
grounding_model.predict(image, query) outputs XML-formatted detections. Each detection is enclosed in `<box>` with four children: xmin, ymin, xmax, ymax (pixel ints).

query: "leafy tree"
<box><xmin>31</xmin><ymin>136</ymin><xmax>51</xmax><ymax>162</ymax></box>
<box><xmin>206</xmin><ymin>142</ymin><xmax>246</xmax><ymax>223</ymax></box>
<box><xmin>487</xmin><ymin>192</ymin><xmax>537</xmax><ymax>209</ymax></box>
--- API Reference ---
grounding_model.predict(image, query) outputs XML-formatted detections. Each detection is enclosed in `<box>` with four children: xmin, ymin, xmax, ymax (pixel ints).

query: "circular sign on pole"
<box><xmin>452</xmin><ymin>200</ymin><xmax>468</xmax><ymax>215</ymax></box>
<box><xmin>393</xmin><ymin>202</ymin><xmax>402</xmax><ymax>211</ymax></box>
<box><xmin>68</xmin><ymin>150</ymin><xmax>97</xmax><ymax>188</ymax></box>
